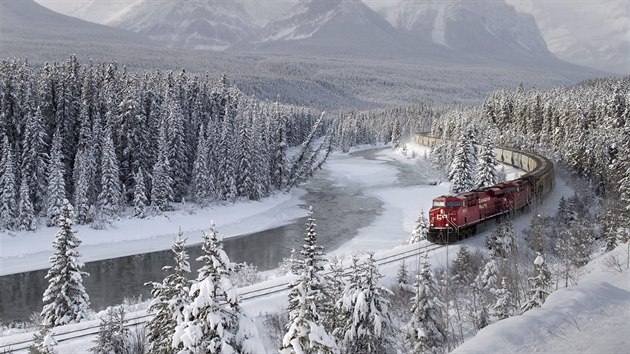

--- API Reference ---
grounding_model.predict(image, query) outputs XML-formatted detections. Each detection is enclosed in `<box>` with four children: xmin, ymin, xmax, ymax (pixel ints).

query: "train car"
<box><xmin>417</xmin><ymin>133</ymin><xmax>555</xmax><ymax>244</ymax></box>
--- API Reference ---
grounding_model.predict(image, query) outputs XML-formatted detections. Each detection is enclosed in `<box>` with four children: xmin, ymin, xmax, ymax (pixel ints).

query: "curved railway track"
<box><xmin>0</xmin><ymin>243</ymin><xmax>443</xmax><ymax>352</ymax></box>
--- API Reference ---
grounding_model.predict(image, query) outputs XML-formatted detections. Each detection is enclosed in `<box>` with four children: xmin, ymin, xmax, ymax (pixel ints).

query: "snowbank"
<box><xmin>453</xmin><ymin>244</ymin><xmax>630</xmax><ymax>353</ymax></box>
<box><xmin>0</xmin><ymin>189</ymin><xmax>308</xmax><ymax>276</ymax></box>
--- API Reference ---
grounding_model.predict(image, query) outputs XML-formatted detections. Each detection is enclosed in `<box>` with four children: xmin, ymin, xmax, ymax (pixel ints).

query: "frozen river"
<box><xmin>0</xmin><ymin>147</ymin><xmax>439</xmax><ymax>323</ymax></box>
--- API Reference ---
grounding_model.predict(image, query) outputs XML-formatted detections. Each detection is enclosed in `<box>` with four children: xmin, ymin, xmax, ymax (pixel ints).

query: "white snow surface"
<box><xmin>0</xmin><ymin>189</ymin><xmax>308</xmax><ymax>276</ymax></box>
<box><xmin>453</xmin><ymin>244</ymin><xmax>630</xmax><ymax>354</ymax></box>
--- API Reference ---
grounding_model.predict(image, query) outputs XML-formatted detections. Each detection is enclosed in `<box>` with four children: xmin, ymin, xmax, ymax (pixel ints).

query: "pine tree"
<box><xmin>29</xmin><ymin>325</ymin><xmax>57</xmax><ymax>354</ymax></box>
<box><xmin>151</xmin><ymin>123</ymin><xmax>174</xmax><ymax>212</ymax></box>
<box><xmin>73</xmin><ymin>148</ymin><xmax>93</xmax><ymax>225</ymax></box>
<box><xmin>271</xmin><ymin>105</ymin><xmax>288</xmax><ymax>190</ymax></box>
<box><xmin>391</xmin><ymin>120</ymin><xmax>401</xmax><ymax>148</ymax></box>
<box><xmin>408</xmin><ymin>210</ymin><xmax>429</xmax><ymax>244</ymax></box>
<box><xmin>405</xmin><ymin>250</ymin><xmax>446</xmax><ymax>354</ymax></box>
<box><xmin>191</xmin><ymin>125</ymin><xmax>211</xmax><ymax>205</ymax></box>
<box><xmin>21</xmin><ymin>106</ymin><xmax>48</xmax><ymax>215</ymax></box>
<box><xmin>475</xmin><ymin>136</ymin><xmax>498</xmax><ymax>189</ymax></box>
<box><xmin>90</xmin><ymin>306</ymin><xmax>130</xmax><ymax>354</ymax></box>
<box><xmin>133</xmin><ymin>168</ymin><xmax>147</xmax><ymax>218</ymax></box>
<box><xmin>449</xmin><ymin>130</ymin><xmax>476</xmax><ymax>194</ymax></box>
<box><xmin>18</xmin><ymin>177</ymin><xmax>37</xmax><ymax>231</ymax></box>
<box><xmin>146</xmin><ymin>232</ymin><xmax>191</xmax><ymax>354</ymax></box>
<box><xmin>396</xmin><ymin>260</ymin><xmax>410</xmax><ymax>289</ymax></box>
<box><xmin>337</xmin><ymin>253</ymin><xmax>392</xmax><ymax>353</ymax></box>
<box><xmin>95</xmin><ymin>126</ymin><xmax>122</xmax><ymax>223</ymax></box>
<box><xmin>522</xmin><ymin>253</ymin><xmax>551</xmax><ymax>312</ymax></box>
<box><xmin>0</xmin><ymin>135</ymin><xmax>17</xmax><ymax>230</ymax></box>
<box><xmin>46</xmin><ymin>130</ymin><xmax>66</xmax><ymax>227</ymax></box>
<box><xmin>174</xmin><ymin>224</ymin><xmax>263</xmax><ymax>353</ymax></box>
<box><xmin>492</xmin><ymin>278</ymin><xmax>514</xmax><ymax>320</ymax></box>
<box><xmin>280</xmin><ymin>207</ymin><xmax>337</xmax><ymax>354</ymax></box>
<box><xmin>41</xmin><ymin>199</ymin><xmax>91</xmax><ymax>326</ymax></box>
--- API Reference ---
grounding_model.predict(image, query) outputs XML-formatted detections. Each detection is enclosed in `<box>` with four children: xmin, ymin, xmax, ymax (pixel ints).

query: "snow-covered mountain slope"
<box><xmin>506</xmin><ymin>0</ymin><xmax>629</xmax><ymax>74</ymax></box>
<box><xmin>248</xmin><ymin>0</ymin><xmax>447</xmax><ymax>58</ymax></box>
<box><xmin>0</xmin><ymin>0</ymin><xmax>150</xmax><ymax>49</ymax></box>
<box><xmin>110</xmin><ymin>0</ymin><xmax>258</xmax><ymax>51</ymax></box>
<box><xmin>366</xmin><ymin>0</ymin><xmax>551</xmax><ymax>60</ymax></box>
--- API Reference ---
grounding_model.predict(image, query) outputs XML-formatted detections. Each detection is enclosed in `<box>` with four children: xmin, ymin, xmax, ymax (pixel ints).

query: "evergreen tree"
<box><xmin>391</xmin><ymin>120</ymin><xmax>401</xmax><ymax>148</ymax></box>
<box><xmin>280</xmin><ymin>207</ymin><xmax>337</xmax><ymax>354</ymax></box>
<box><xmin>29</xmin><ymin>325</ymin><xmax>57</xmax><ymax>354</ymax></box>
<box><xmin>73</xmin><ymin>147</ymin><xmax>93</xmax><ymax>225</ymax></box>
<box><xmin>174</xmin><ymin>224</ymin><xmax>263</xmax><ymax>353</ymax></box>
<box><xmin>146</xmin><ymin>232</ymin><xmax>191</xmax><ymax>354</ymax></box>
<box><xmin>151</xmin><ymin>123</ymin><xmax>174</xmax><ymax>212</ymax></box>
<box><xmin>448</xmin><ymin>130</ymin><xmax>476</xmax><ymax>194</ymax></box>
<box><xmin>46</xmin><ymin>130</ymin><xmax>66</xmax><ymax>227</ymax></box>
<box><xmin>522</xmin><ymin>253</ymin><xmax>551</xmax><ymax>312</ymax></box>
<box><xmin>96</xmin><ymin>126</ymin><xmax>122</xmax><ymax>222</ymax></box>
<box><xmin>396</xmin><ymin>260</ymin><xmax>410</xmax><ymax>289</ymax></box>
<box><xmin>475</xmin><ymin>136</ymin><xmax>498</xmax><ymax>189</ymax></box>
<box><xmin>41</xmin><ymin>199</ymin><xmax>91</xmax><ymax>326</ymax></box>
<box><xmin>408</xmin><ymin>210</ymin><xmax>429</xmax><ymax>244</ymax></box>
<box><xmin>492</xmin><ymin>278</ymin><xmax>514</xmax><ymax>320</ymax></box>
<box><xmin>271</xmin><ymin>105</ymin><xmax>288</xmax><ymax>190</ymax></box>
<box><xmin>337</xmin><ymin>253</ymin><xmax>392</xmax><ymax>353</ymax></box>
<box><xmin>133</xmin><ymin>168</ymin><xmax>147</xmax><ymax>218</ymax></box>
<box><xmin>18</xmin><ymin>176</ymin><xmax>37</xmax><ymax>231</ymax></box>
<box><xmin>404</xmin><ymin>250</ymin><xmax>446</xmax><ymax>354</ymax></box>
<box><xmin>21</xmin><ymin>106</ymin><xmax>48</xmax><ymax>215</ymax></box>
<box><xmin>0</xmin><ymin>135</ymin><xmax>17</xmax><ymax>230</ymax></box>
<box><xmin>90</xmin><ymin>306</ymin><xmax>130</xmax><ymax>354</ymax></box>
<box><xmin>191</xmin><ymin>125</ymin><xmax>211</xmax><ymax>205</ymax></box>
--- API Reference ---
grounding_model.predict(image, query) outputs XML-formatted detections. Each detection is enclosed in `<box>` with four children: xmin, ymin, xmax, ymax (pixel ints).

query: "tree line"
<box><xmin>0</xmin><ymin>56</ymin><xmax>331</xmax><ymax>231</ymax></box>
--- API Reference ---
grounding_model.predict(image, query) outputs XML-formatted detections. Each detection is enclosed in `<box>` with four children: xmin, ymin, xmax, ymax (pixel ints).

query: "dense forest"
<box><xmin>0</xmin><ymin>56</ymin><xmax>331</xmax><ymax>231</ymax></box>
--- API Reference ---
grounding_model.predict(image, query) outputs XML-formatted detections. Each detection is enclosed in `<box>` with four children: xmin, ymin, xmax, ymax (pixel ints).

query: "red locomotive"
<box><xmin>416</xmin><ymin>134</ymin><xmax>555</xmax><ymax>244</ymax></box>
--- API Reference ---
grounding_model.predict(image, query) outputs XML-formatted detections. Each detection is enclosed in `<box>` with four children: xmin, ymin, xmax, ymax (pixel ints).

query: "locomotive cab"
<box><xmin>428</xmin><ymin>195</ymin><xmax>465</xmax><ymax>243</ymax></box>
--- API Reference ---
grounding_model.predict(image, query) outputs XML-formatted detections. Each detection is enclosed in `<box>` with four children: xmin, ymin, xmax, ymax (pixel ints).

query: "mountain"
<box><xmin>110</xmin><ymin>0</ymin><xmax>258</xmax><ymax>51</ymax></box>
<box><xmin>366</xmin><ymin>0</ymin><xmax>552</xmax><ymax>61</ymax></box>
<box><xmin>0</xmin><ymin>0</ymin><xmax>154</xmax><ymax>62</ymax></box>
<box><xmin>248</xmin><ymin>0</ymin><xmax>448</xmax><ymax>58</ymax></box>
<box><xmin>506</xmin><ymin>0</ymin><xmax>629</xmax><ymax>74</ymax></box>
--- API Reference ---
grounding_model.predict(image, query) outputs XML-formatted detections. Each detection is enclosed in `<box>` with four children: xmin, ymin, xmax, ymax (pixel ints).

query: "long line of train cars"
<box><xmin>415</xmin><ymin>133</ymin><xmax>555</xmax><ymax>244</ymax></box>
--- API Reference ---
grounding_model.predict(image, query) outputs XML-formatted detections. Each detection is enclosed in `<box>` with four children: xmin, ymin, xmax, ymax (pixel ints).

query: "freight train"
<box><xmin>415</xmin><ymin>134</ymin><xmax>555</xmax><ymax>244</ymax></box>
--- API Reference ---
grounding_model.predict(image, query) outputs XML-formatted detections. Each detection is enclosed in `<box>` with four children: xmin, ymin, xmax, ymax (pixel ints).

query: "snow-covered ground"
<box><xmin>453</xmin><ymin>243</ymin><xmax>630</xmax><ymax>353</ymax></box>
<box><xmin>5</xmin><ymin>139</ymin><xmax>611</xmax><ymax>353</ymax></box>
<box><xmin>0</xmin><ymin>189</ymin><xmax>309</xmax><ymax>276</ymax></box>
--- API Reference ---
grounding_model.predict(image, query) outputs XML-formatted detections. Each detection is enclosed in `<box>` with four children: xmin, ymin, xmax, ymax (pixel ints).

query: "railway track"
<box><xmin>0</xmin><ymin>243</ymin><xmax>443</xmax><ymax>352</ymax></box>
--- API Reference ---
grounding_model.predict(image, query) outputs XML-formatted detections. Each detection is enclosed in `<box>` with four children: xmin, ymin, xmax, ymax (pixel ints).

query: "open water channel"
<box><xmin>0</xmin><ymin>147</ymin><xmax>434</xmax><ymax>323</ymax></box>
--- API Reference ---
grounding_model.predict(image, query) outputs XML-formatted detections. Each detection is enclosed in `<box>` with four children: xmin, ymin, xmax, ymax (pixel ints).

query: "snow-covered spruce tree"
<box><xmin>473</xmin><ymin>257</ymin><xmax>500</xmax><ymax>328</ymax></box>
<box><xmin>90</xmin><ymin>306</ymin><xmax>130</xmax><ymax>354</ymax></box>
<box><xmin>521</xmin><ymin>252</ymin><xmax>551</xmax><ymax>312</ymax></box>
<box><xmin>475</xmin><ymin>136</ymin><xmax>498</xmax><ymax>189</ymax></box>
<box><xmin>95</xmin><ymin>126</ymin><xmax>122</xmax><ymax>223</ymax></box>
<box><xmin>133</xmin><ymin>168</ymin><xmax>147</xmax><ymax>218</ymax></box>
<box><xmin>323</xmin><ymin>256</ymin><xmax>346</xmax><ymax>336</ymax></box>
<box><xmin>396</xmin><ymin>260</ymin><xmax>410</xmax><ymax>289</ymax></box>
<box><xmin>280</xmin><ymin>207</ymin><xmax>337</xmax><ymax>354</ymax></box>
<box><xmin>146</xmin><ymin>232</ymin><xmax>191</xmax><ymax>354</ymax></box>
<box><xmin>151</xmin><ymin>122</ymin><xmax>174</xmax><ymax>212</ymax></box>
<box><xmin>486</xmin><ymin>220</ymin><xmax>516</xmax><ymax>259</ymax></box>
<box><xmin>174</xmin><ymin>223</ymin><xmax>263</xmax><ymax>353</ymax></box>
<box><xmin>191</xmin><ymin>125</ymin><xmax>211</xmax><ymax>205</ymax></box>
<box><xmin>391</xmin><ymin>119</ymin><xmax>401</xmax><ymax>149</ymax></box>
<box><xmin>29</xmin><ymin>325</ymin><xmax>57</xmax><ymax>354</ymax></box>
<box><xmin>18</xmin><ymin>177</ymin><xmax>37</xmax><ymax>231</ymax></box>
<box><xmin>73</xmin><ymin>148</ymin><xmax>93</xmax><ymax>225</ymax></box>
<box><xmin>408</xmin><ymin>210</ymin><xmax>429</xmax><ymax>244</ymax></box>
<box><xmin>41</xmin><ymin>199</ymin><xmax>91</xmax><ymax>326</ymax></box>
<box><xmin>46</xmin><ymin>130</ymin><xmax>67</xmax><ymax>227</ymax></box>
<box><xmin>448</xmin><ymin>130</ymin><xmax>476</xmax><ymax>194</ymax></box>
<box><xmin>492</xmin><ymin>278</ymin><xmax>514</xmax><ymax>320</ymax></box>
<box><xmin>0</xmin><ymin>135</ymin><xmax>17</xmax><ymax>230</ymax></box>
<box><xmin>526</xmin><ymin>214</ymin><xmax>545</xmax><ymax>255</ymax></box>
<box><xmin>405</xmin><ymin>250</ymin><xmax>446</xmax><ymax>354</ymax></box>
<box><xmin>21</xmin><ymin>106</ymin><xmax>48</xmax><ymax>215</ymax></box>
<box><xmin>337</xmin><ymin>253</ymin><xmax>392</xmax><ymax>353</ymax></box>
